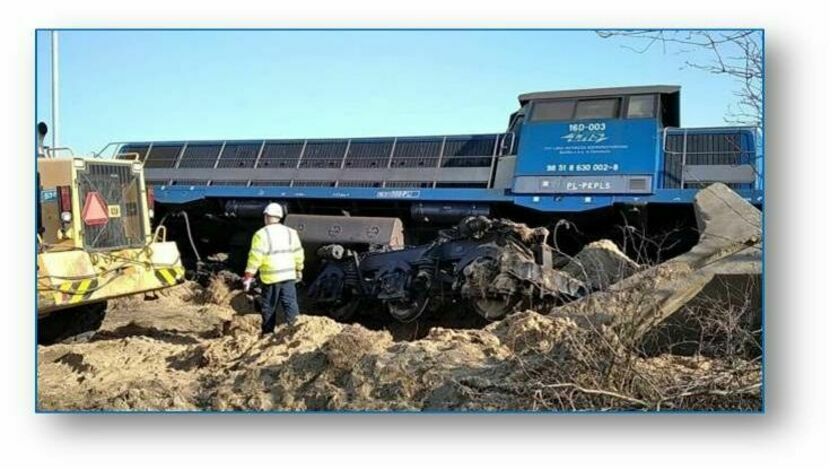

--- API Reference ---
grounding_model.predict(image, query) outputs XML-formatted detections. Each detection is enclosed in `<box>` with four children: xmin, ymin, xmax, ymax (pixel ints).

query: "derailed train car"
<box><xmin>110</xmin><ymin>85</ymin><xmax>763</xmax><ymax>322</ymax></box>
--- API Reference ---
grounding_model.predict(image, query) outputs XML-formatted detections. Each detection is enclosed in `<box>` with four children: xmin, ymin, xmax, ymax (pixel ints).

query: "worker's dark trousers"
<box><xmin>260</xmin><ymin>280</ymin><xmax>299</xmax><ymax>333</ymax></box>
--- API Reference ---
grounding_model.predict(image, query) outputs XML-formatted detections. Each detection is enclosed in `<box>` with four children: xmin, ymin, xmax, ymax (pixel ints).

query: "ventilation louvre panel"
<box><xmin>122</xmin><ymin>133</ymin><xmax>511</xmax><ymax>190</ymax></box>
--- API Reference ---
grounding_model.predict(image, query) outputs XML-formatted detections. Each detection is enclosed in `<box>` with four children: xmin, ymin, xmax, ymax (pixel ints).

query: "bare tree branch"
<box><xmin>597</xmin><ymin>30</ymin><xmax>763</xmax><ymax>126</ymax></box>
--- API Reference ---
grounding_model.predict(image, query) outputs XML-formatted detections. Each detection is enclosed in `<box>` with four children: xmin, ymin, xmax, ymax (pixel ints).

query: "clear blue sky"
<box><xmin>36</xmin><ymin>29</ymin><xmax>758</xmax><ymax>155</ymax></box>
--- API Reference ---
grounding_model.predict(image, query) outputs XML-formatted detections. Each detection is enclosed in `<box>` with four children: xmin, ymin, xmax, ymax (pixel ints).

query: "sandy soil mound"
<box><xmin>38</xmin><ymin>280</ymin><xmax>760</xmax><ymax>411</ymax></box>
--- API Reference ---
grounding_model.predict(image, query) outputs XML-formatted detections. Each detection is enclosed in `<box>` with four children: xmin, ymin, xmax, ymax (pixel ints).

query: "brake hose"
<box><xmin>176</xmin><ymin>210</ymin><xmax>202</xmax><ymax>264</ymax></box>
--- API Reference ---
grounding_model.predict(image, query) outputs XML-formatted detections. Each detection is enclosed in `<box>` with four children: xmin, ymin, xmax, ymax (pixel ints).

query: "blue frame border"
<box><xmin>33</xmin><ymin>27</ymin><xmax>766</xmax><ymax>415</ymax></box>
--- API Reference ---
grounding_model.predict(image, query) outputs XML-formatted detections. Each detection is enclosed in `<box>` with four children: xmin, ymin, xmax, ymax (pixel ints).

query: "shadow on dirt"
<box><xmin>91</xmin><ymin>323</ymin><xmax>203</xmax><ymax>345</ymax></box>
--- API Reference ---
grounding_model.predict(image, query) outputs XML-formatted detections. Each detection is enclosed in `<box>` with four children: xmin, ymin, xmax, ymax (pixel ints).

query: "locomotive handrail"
<box><xmin>662</xmin><ymin>125</ymin><xmax>761</xmax><ymax>149</ymax></box>
<box><xmin>97</xmin><ymin>141</ymin><xmax>151</xmax><ymax>159</ymax></box>
<box><xmin>662</xmin><ymin>125</ymin><xmax>761</xmax><ymax>189</ymax></box>
<box><xmin>94</xmin><ymin>142</ymin><xmax>122</xmax><ymax>159</ymax></box>
<box><xmin>664</xmin><ymin>150</ymin><xmax>753</xmax><ymax>155</ymax></box>
<box><xmin>498</xmin><ymin>132</ymin><xmax>516</xmax><ymax>156</ymax></box>
<box><xmin>664</xmin><ymin>125</ymin><xmax>759</xmax><ymax>131</ymax></box>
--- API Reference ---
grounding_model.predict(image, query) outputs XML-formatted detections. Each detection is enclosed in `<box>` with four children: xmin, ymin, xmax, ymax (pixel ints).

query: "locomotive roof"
<box><xmin>518</xmin><ymin>85</ymin><xmax>680</xmax><ymax>105</ymax></box>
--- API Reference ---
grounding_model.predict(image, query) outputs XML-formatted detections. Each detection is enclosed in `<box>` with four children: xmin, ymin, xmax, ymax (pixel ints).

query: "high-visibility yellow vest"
<box><xmin>245</xmin><ymin>223</ymin><xmax>304</xmax><ymax>284</ymax></box>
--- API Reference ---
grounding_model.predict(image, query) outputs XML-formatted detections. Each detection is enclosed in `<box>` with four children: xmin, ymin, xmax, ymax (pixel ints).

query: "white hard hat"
<box><xmin>263</xmin><ymin>202</ymin><xmax>284</xmax><ymax>218</ymax></box>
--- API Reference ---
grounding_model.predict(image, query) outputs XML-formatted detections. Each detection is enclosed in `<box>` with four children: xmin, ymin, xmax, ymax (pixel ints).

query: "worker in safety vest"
<box><xmin>243</xmin><ymin>203</ymin><xmax>305</xmax><ymax>334</ymax></box>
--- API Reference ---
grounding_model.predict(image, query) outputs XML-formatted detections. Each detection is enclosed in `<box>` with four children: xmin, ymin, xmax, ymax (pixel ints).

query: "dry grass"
<box><xmin>504</xmin><ymin>312</ymin><xmax>761</xmax><ymax>411</ymax></box>
<box><xmin>509</xmin><ymin>225</ymin><xmax>761</xmax><ymax>411</ymax></box>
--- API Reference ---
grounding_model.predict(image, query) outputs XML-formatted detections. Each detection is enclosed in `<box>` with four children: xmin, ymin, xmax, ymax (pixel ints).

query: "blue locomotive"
<box><xmin>115</xmin><ymin>85</ymin><xmax>762</xmax><ymax>258</ymax></box>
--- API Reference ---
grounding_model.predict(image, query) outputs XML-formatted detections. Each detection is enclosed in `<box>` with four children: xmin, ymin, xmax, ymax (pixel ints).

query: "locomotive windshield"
<box><xmin>530</xmin><ymin>100</ymin><xmax>575</xmax><ymax>122</ymax></box>
<box><xmin>529</xmin><ymin>95</ymin><xmax>660</xmax><ymax>122</ymax></box>
<box><xmin>626</xmin><ymin>94</ymin><xmax>657</xmax><ymax>119</ymax></box>
<box><xmin>573</xmin><ymin>98</ymin><xmax>620</xmax><ymax>120</ymax></box>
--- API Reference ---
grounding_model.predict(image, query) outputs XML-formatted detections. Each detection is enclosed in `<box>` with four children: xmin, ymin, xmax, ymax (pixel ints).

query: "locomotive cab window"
<box><xmin>574</xmin><ymin>98</ymin><xmax>620</xmax><ymax>120</ymax></box>
<box><xmin>530</xmin><ymin>100</ymin><xmax>575</xmax><ymax>122</ymax></box>
<box><xmin>626</xmin><ymin>94</ymin><xmax>656</xmax><ymax>119</ymax></box>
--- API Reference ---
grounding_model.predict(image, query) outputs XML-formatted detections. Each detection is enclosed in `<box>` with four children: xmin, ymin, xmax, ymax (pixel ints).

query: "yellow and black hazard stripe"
<box><xmin>56</xmin><ymin>278</ymin><xmax>100</xmax><ymax>304</ymax></box>
<box><xmin>154</xmin><ymin>267</ymin><xmax>184</xmax><ymax>286</ymax></box>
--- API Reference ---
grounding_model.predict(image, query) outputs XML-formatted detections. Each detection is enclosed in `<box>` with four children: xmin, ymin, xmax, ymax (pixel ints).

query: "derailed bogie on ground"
<box><xmin>308</xmin><ymin>216</ymin><xmax>586</xmax><ymax>323</ymax></box>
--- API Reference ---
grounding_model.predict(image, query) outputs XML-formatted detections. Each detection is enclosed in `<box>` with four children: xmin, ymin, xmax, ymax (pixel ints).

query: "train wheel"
<box><xmin>386</xmin><ymin>294</ymin><xmax>430</xmax><ymax>323</ymax></box>
<box><xmin>385</xmin><ymin>268</ymin><xmax>432</xmax><ymax>323</ymax></box>
<box><xmin>460</xmin><ymin>254</ymin><xmax>520</xmax><ymax>321</ymax></box>
<box><xmin>326</xmin><ymin>296</ymin><xmax>361</xmax><ymax>322</ymax></box>
<box><xmin>470</xmin><ymin>295</ymin><xmax>519</xmax><ymax>321</ymax></box>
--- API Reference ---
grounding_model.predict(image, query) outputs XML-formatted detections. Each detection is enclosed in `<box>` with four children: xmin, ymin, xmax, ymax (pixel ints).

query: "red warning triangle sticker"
<box><xmin>82</xmin><ymin>191</ymin><xmax>109</xmax><ymax>226</ymax></box>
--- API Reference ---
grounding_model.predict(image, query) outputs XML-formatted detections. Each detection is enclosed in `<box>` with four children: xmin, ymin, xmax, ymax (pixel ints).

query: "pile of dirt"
<box><xmin>37</xmin><ymin>294</ymin><xmax>760</xmax><ymax>411</ymax></box>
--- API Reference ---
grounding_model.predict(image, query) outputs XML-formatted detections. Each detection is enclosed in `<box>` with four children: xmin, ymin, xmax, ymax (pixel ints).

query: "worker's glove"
<box><xmin>242</xmin><ymin>275</ymin><xmax>254</xmax><ymax>292</ymax></box>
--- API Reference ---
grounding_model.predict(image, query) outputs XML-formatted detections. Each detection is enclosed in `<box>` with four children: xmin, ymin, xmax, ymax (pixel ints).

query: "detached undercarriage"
<box><xmin>307</xmin><ymin>216</ymin><xmax>587</xmax><ymax>323</ymax></box>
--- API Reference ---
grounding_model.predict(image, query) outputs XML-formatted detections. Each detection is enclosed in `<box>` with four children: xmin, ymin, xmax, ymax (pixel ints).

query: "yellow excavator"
<box><xmin>36</xmin><ymin>123</ymin><xmax>185</xmax><ymax>344</ymax></box>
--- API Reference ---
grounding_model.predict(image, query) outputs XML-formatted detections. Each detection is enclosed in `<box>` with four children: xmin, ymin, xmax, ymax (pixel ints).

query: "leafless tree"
<box><xmin>597</xmin><ymin>30</ymin><xmax>763</xmax><ymax>126</ymax></box>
